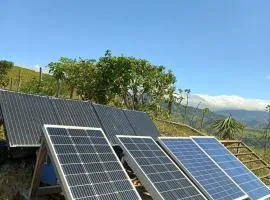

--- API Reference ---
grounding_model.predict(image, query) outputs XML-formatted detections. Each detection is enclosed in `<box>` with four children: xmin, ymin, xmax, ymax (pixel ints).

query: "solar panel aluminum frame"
<box><xmin>43</xmin><ymin>125</ymin><xmax>141</xmax><ymax>200</ymax></box>
<box><xmin>158</xmin><ymin>137</ymin><xmax>249</xmax><ymax>200</ymax></box>
<box><xmin>116</xmin><ymin>135</ymin><xmax>207</xmax><ymax>200</ymax></box>
<box><xmin>191</xmin><ymin>136</ymin><xmax>270</xmax><ymax>200</ymax></box>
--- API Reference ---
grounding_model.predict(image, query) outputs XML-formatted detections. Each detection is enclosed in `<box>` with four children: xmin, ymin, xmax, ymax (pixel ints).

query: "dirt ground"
<box><xmin>0</xmin><ymin>158</ymin><xmax>34</xmax><ymax>200</ymax></box>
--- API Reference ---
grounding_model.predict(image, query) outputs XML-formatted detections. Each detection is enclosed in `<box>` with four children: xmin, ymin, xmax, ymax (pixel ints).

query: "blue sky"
<box><xmin>1</xmin><ymin>0</ymin><xmax>269</xmax><ymax>102</ymax></box>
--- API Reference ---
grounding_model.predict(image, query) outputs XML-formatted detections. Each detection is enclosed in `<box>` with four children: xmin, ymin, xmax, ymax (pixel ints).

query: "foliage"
<box><xmin>0</xmin><ymin>60</ymin><xmax>14</xmax><ymax>87</ymax></box>
<box><xmin>47</xmin><ymin>51</ymin><xmax>176</xmax><ymax>115</ymax></box>
<box><xmin>212</xmin><ymin>115</ymin><xmax>245</xmax><ymax>140</ymax></box>
<box><xmin>20</xmin><ymin>74</ymin><xmax>57</xmax><ymax>96</ymax></box>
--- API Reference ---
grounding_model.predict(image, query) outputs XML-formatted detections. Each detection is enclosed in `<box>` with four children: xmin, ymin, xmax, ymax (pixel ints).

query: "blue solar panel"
<box><xmin>43</xmin><ymin>125</ymin><xmax>141</xmax><ymax>200</ymax></box>
<box><xmin>158</xmin><ymin>137</ymin><xmax>248</xmax><ymax>200</ymax></box>
<box><xmin>192</xmin><ymin>137</ymin><xmax>270</xmax><ymax>200</ymax></box>
<box><xmin>117</xmin><ymin>136</ymin><xmax>206</xmax><ymax>200</ymax></box>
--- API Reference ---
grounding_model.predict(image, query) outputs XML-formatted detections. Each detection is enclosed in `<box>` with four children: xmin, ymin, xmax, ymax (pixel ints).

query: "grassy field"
<box><xmin>7</xmin><ymin>66</ymin><xmax>40</xmax><ymax>91</ymax></box>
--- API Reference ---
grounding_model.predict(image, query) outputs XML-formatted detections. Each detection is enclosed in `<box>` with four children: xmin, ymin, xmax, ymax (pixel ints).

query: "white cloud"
<box><xmin>180</xmin><ymin>94</ymin><xmax>270</xmax><ymax>111</ymax></box>
<box><xmin>266</xmin><ymin>75</ymin><xmax>270</xmax><ymax>80</ymax></box>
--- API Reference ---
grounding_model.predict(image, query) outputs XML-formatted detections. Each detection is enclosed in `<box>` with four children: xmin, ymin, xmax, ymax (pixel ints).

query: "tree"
<box><xmin>0</xmin><ymin>60</ymin><xmax>14</xmax><ymax>87</ymax></box>
<box><xmin>184</xmin><ymin>89</ymin><xmax>191</xmax><ymax>122</ymax></box>
<box><xmin>212</xmin><ymin>115</ymin><xmax>244</xmax><ymax>140</ymax></box>
<box><xmin>48</xmin><ymin>60</ymin><xmax>65</xmax><ymax>97</ymax></box>
<box><xmin>200</xmin><ymin>107</ymin><xmax>209</xmax><ymax>130</ymax></box>
<box><xmin>167</xmin><ymin>86</ymin><xmax>175</xmax><ymax>115</ymax></box>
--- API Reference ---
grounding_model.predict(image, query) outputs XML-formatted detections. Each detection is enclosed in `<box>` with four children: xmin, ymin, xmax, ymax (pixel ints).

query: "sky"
<box><xmin>1</xmin><ymin>1</ymin><xmax>269</xmax><ymax>110</ymax></box>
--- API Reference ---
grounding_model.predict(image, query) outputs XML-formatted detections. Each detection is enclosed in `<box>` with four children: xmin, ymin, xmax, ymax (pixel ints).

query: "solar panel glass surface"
<box><xmin>192</xmin><ymin>137</ymin><xmax>270</xmax><ymax>200</ymax></box>
<box><xmin>43</xmin><ymin>125</ymin><xmax>141</xmax><ymax>200</ymax></box>
<box><xmin>158</xmin><ymin>137</ymin><xmax>248</xmax><ymax>200</ymax></box>
<box><xmin>92</xmin><ymin>103</ymin><xmax>136</xmax><ymax>144</ymax></box>
<box><xmin>117</xmin><ymin>135</ymin><xmax>206</xmax><ymax>200</ymax></box>
<box><xmin>123</xmin><ymin>110</ymin><xmax>160</xmax><ymax>138</ymax></box>
<box><xmin>0</xmin><ymin>90</ymin><xmax>59</xmax><ymax>147</ymax></box>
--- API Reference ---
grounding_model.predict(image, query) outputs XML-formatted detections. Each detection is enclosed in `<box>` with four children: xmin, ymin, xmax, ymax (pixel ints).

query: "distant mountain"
<box><xmin>216</xmin><ymin>109</ymin><xmax>269</xmax><ymax>129</ymax></box>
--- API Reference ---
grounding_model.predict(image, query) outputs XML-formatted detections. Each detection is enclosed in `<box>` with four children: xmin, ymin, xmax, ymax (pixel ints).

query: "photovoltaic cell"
<box><xmin>192</xmin><ymin>136</ymin><xmax>270</xmax><ymax>200</ymax></box>
<box><xmin>117</xmin><ymin>135</ymin><xmax>206</xmax><ymax>200</ymax></box>
<box><xmin>123</xmin><ymin>110</ymin><xmax>160</xmax><ymax>138</ymax></box>
<box><xmin>158</xmin><ymin>137</ymin><xmax>248</xmax><ymax>200</ymax></box>
<box><xmin>43</xmin><ymin>125</ymin><xmax>141</xmax><ymax>200</ymax></box>
<box><xmin>92</xmin><ymin>103</ymin><xmax>136</xmax><ymax>145</ymax></box>
<box><xmin>51</xmin><ymin>98</ymin><xmax>101</xmax><ymax>128</ymax></box>
<box><xmin>0</xmin><ymin>90</ymin><xmax>59</xmax><ymax>147</ymax></box>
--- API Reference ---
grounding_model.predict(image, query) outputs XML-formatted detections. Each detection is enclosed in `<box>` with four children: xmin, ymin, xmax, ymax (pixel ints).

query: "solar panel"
<box><xmin>117</xmin><ymin>135</ymin><xmax>206</xmax><ymax>200</ymax></box>
<box><xmin>0</xmin><ymin>104</ymin><xmax>3</xmax><ymax>123</ymax></box>
<box><xmin>92</xmin><ymin>103</ymin><xmax>136</xmax><ymax>145</ymax></box>
<box><xmin>43</xmin><ymin>125</ymin><xmax>141</xmax><ymax>200</ymax></box>
<box><xmin>123</xmin><ymin>110</ymin><xmax>160</xmax><ymax>138</ymax></box>
<box><xmin>0</xmin><ymin>90</ymin><xmax>59</xmax><ymax>147</ymax></box>
<box><xmin>158</xmin><ymin>137</ymin><xmax>248</xmax><ymax>200</ymax></box>
<box><xmin>192</xmin><ymin>136</ymin><xmax>270</xmax><ymax>200</ymax></box>
<box><xmin>51</xmin><ymin>98</ymin><xmax>101</xmax><ymax>128</ymax></box>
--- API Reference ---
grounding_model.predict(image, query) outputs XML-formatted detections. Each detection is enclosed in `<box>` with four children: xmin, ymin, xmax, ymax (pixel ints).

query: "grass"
<box><xmin>6</xmin><ymin>66</ymin><xmax>40</xmax><ymax>91</ymax></box>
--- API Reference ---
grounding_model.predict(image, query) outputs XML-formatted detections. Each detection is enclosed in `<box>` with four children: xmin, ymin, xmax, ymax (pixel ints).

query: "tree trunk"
<box><xmin>55</xmin><ymin>79</ymin><xmax>60</xmax><ymax>97</ymax></box>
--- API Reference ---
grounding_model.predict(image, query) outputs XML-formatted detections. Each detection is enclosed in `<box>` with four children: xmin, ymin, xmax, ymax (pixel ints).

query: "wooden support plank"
<box><xmin>235</xmin><ymin>152</ymin><xmax>255</xmax><ymax>156</ymax></box>
<box><xmin>251</xmin><ymin>166</ymin><xmax>270</xmax><ymax>171</ymax></box>
<box><xmin>221</xmin><ymin>140</ymin><xmax>241</xmax><ymax>145</ymax></box>
<box><xmin>36</xmin><ymin>185</ymin><xmax>62</xmax><ymax>196</ymax></box>
<box><xmin>227</xmin><ymin>146</ymin><xmax>249</xmax><ymax>149</ymax></box>
<box><xmin>28</xmin><ymin>143</ymin><xmax>47</xmax><ymax>198</ymax></box>
<box><xmin>260</xmin><ymin>174</ymin><xmax>270</xmax><ymax>179</ymax></box>
<box><xmin>243</xmin><ymin>159</ymin><xmax>261</xmax><ymax>164</ymax></box>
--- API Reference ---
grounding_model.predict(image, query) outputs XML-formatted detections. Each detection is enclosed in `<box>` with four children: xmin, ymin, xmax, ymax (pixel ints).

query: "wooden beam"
<box><xmin>243</xmin><ymin>159</ymin><xmax>261</xmax><ymax>164</ymax></box>
<box><xmin>36</xmin><ymin>185</ymin><xmax>62</xmax><ymax>196</ymax></box>
<box><xmin>227</xmin><ymin>146</ymin><xmax>248</xmax><ymax>149</ymax></box>
<box><xmin>235</xmin><ymin>152</ymin><xmax>255</xmax><ymax>156</ymax></box>
<box><xmin>221</xmin><ymin>140</ymin><xmax>241</xmax><ymax>145</ymax></box>
<box><xmin>251</xmin><ymin>166</ymin><xmax>270</xmax><ymax>171</ymax></box>
<box><xmin>260</xmin><ymin>174</ymin><xmax>270</xmax><ymax>179</ymax></box>
<box><xmin>28</xmin><ymin>143</ymin><xmax>47</xmax><ymax>198</ymax></box>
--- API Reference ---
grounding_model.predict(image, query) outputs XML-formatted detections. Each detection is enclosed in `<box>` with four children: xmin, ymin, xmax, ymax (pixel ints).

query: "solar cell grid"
<box><xmin>92</xmin><ymin>103</ymin><xmax>136</xmax><ymax>145</ymax></box>
<box><xmin>117</xmin><ymin>135</ymin><xmax>206</xmax><ymax>200</ymax></box>
<box><xmin>0</xmin><ymin>90</ymin><xmax>59</xmax><ymax>147</ymax></box>
<box><xmin>123</xmin><ymin>110</ymin><xmax>160</xmax><ymax>138</ymax></box>
<box><xmin>43</xmin><ymin>125</ymin><xmax>141</xmax><ymax>200</ymax></box>
<box><xmin>158</xmin><ymin>137</ymin><xmax>248</xmax><ymax>200</ymax></box>
<box><xmin>192</xmin><ymin>136</ymin><xmax>270</xmax><ymax>200</ymax></box>
<box><xmin>50</xmin><ymin>98</ymin><xmax>101</xmax><ymax>128</ymax></box>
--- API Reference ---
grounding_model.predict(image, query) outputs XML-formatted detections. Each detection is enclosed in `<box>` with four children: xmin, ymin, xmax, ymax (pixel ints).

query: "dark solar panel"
<box><xmin>123</xmin><ymin>110</ymin><xmax>159</xmax><ymax>138</ymax></box>
<box><xmin>117</xmin><ymin>135</ymin><xmax>206</xmax><ymax>200</ymax></box>
<box><xmin>0</xmin><ymin>104</ymin><xmax>3</xmax><ymax>122</ymax></box>
<box><xmin>43</xmin><ymin>125</ymin><xmax>141</xmax><ymax>200</ymax></box>
<box><xmin>0</xmin><ymin>90</ymin><xmax>59</xmax><ymax>147</ymax></box>
<box><xmin>92</xmin><ymin>103</ymin><xmax>136</xmax><ymax>145</ymax></box>
<box><xmin>193</xmin><ymin>137</ymin><xmax>270</xmax><ymax>200</ymax></box>
<box><xmin>51</xmin><ymin>98</ymin><xmax>101</xmax><ymax>128</ymax></box>
<box><xmin>158</xmin><ymin>137</ymin><xmax>248</xmax><ymax>200</ymax></box>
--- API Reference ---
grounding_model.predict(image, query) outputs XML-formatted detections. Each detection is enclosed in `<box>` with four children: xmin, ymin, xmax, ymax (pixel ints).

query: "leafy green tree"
<box><xmin>212</xmin><ymin>114</ymin><xmax>244</xmax><ymax>140</ymax></box>
<box><xmin>20</xmin><ymin>74</ymin><xmax>57</xmax><ymax>96</ymax></box>
<box><xmin>48</xmin><ymin>60</ymin><xmax>66</xmax><ymax>97</ymax></box>
<box><xmin>0</xmin><ymin>60</ymin><xmax>14</xmax><ymax>87</ymax></box>
<box><xmin>200</xmin><ymin>107</ymin><xmax>209</xmax><ymax>130</ymax></box>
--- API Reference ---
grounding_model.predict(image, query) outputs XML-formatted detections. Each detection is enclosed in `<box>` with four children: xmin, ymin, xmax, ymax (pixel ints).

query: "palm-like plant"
<box><xmin>212</xmin><ymin>115</ymin><xmax>244</xmax><ymax>140</ymax></box>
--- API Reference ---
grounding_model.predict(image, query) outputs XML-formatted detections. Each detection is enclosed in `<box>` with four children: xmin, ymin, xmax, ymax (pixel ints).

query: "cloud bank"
<box><xmin>184</xmin><ymin>94</ymin><xmax>270</xmax><ymax>111</ymax></box>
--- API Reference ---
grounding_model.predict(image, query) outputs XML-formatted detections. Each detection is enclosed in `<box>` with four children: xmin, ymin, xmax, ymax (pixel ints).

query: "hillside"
<box><xmin>6</xmin><ymin>66</ymin><xmax>40</xmax><ymax>91</ymax></box>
